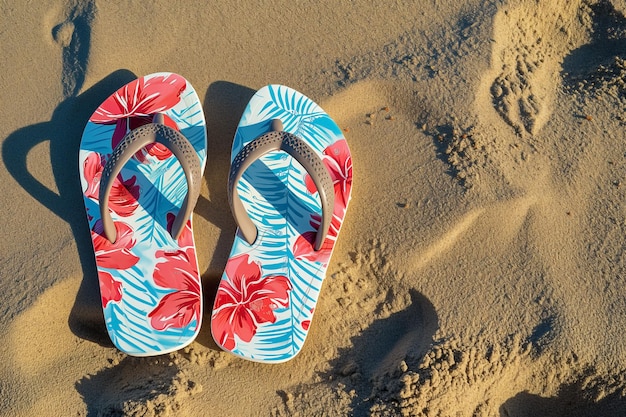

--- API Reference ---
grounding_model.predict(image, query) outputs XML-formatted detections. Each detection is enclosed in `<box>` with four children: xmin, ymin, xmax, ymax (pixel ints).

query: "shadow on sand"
<box><xmin>323</xmin><ymin>289</ymin><xmax>439</xmax><ymax>417</ymax></box>
<box><xmin>2</xmin><ymin>69</ymin><xmax>139</xmax><ymax>346</ymax></box>
<box><xmin>501</xmin><ymin>374</ymin><xmax>626</xmax><ymax>417</ymax></box>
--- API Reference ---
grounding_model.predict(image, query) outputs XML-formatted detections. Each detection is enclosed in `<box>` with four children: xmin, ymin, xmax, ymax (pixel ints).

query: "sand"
<box><xmin>1</xmin><ymin>0</ymin><xmax>626</xmax><ymax>415</ymax></box>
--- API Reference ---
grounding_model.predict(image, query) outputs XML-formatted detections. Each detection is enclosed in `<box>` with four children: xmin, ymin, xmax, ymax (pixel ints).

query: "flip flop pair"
<box><xmin>79</xmin><ymin>74</ymin><xmax>353</xmax><ymax>362</ymax></box>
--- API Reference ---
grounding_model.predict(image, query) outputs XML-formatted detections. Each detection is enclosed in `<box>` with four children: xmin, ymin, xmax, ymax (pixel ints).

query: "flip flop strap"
<box><xmin>228</xmin><ymin>129</ymin><xmax>335</xmax><ymax>251</ymax></box>
<box><xmin>99</xmin><ymin>122</ymin><xmax>202</xmax><ymax>243</ymax></box>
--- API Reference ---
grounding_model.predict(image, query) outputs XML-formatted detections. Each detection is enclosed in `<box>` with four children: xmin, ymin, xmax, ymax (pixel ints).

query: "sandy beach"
<box><xmin>1</xmin><ymin>0</ymin><xmax>626</xmax><ymax>415</ymax></box>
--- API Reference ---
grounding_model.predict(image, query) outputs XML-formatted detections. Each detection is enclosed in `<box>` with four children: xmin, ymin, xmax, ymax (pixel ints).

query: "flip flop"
<box><xmin>210</xmin><ymin>85</ymin><xmax>353</xmax><ymax>363</ymax></box>
<box><xmin>79</xmin><ymin>73</ymin><xmax>207</xmax><ymax>356</ymax></box>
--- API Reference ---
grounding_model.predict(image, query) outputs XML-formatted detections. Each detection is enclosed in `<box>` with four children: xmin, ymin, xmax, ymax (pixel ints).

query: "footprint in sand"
<box><xmin>484</xmin><ymin>1</ymin><xmax>579</xmax><ymax>135</ymax></box>
<box><xmin>52</xmin><ymin>20</ymin><xmax>74</xmax><ymax>48</ymax></box>
<box><xmin>50</xmin><ymin>0</ymin><xmax>96</xmax><ymax>97</ymax></box>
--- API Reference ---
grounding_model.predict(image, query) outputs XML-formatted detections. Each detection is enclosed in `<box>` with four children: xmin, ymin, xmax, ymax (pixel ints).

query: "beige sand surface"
<box><xmin>1</xmin><ymin>0</ymin><xmax>626</xmax><ymax>416</ymax></box>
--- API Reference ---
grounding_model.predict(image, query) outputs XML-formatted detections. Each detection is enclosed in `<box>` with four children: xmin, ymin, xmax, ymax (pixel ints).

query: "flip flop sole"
<box><xmin>79</xmin><ymin>73</ymin><xmax>207</xmax><ymax>356</ymax></box>
<box><xmin>211</xmin><ymin>85</ymin><xmax>353</xmax><ymax>363</ymax></box>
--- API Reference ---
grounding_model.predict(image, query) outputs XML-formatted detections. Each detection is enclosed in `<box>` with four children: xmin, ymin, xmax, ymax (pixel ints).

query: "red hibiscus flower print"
<box><xmin>148</xmin><ymin>249</ymin><xmax>201</xmax><ymax>331</ymax></box>
<box><xmin>90</xmin><ymin>74</ymin><xmax>186</xmax><ymax>124</ymax></box>
<box><xmin>90</xmin><ymin>74</ymin><xmax>187</xmax><ymax>162</ymax></box>
<box><xmin>83</xmin><ymin>152</ymin><xmax>140</xmax><ymax>217</ymax></box>
<box><xmin>212</xmin><ymin>255</ymin><xmax>292</xmax><ymax>351</ymax></box>
<box><xmin>98</xmin><ymin>271</ymin><xmax>122</xmax><ymax>308</ymax></box>
<box><xmin>166</xmin><ymin>212</ymin><xmax>194</xmax><ymax>247</ymax></box>
<box><xmin>92</xmin><ymin>219</ymin><xmax>140</xmax><ymax>269</ymax></box>
<box><xmin>305</xmin><ymin>139</ymin><xmax>353</xmax><ymax>212</ymax></box>
<box><xmin>298</xmin><ymin>140</ymin><xmax>352</xmax><ymax>264</ymax></box>
<box><xmin>301</xmin><ymin>309</ymin><xmax>314</xmax><ymax>331</ymax></box>
<box><xmin>293</xmin><ymin>212</ymin><xmax>342</xmax><ymax>264</ymax></box>
<box><xmin>148</xmin><ymin>216</ymin><xmax>201</xmax><ymax>331</ymax></box>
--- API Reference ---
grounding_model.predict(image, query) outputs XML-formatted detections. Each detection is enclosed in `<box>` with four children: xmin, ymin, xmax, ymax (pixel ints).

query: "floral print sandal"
<box><xmin>211</xmin><ymin>85</ymin><xmax>353</xmax><ymax>363</ymax></box>
<box><xmin>79</xmin><ymin>73</ymin><xmax>207</xmax><ymax>356</ymax></box>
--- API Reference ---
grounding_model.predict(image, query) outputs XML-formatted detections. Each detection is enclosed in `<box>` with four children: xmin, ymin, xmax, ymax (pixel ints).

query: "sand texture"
<box><xmin>1</xmin><ymin>0</ymin><xmax>626</xmax><ymax>416</ymax></box>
